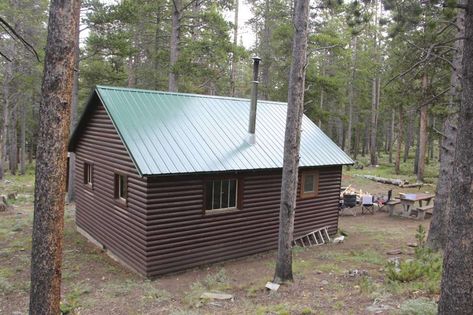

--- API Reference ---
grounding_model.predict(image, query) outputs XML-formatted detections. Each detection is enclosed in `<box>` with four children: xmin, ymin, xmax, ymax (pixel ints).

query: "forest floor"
<box><xmin>0</xmin><ymin>157</ymin><xmax>441</xmax><ymax>315</ymax></box>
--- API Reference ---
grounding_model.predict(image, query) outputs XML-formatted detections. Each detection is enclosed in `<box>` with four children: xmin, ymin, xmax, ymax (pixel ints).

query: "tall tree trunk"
<box><xmin>20</xmin><ymin>100</ymin><xmax>26</xmax><ymax>175</ymax></box>
<box><xmin>417</xmin><ymin>74</ymin><xmax>428</xmax><ymax>183</ymax></box>
<box><xmin>0</xmin><ymin>49</ymin><xmax>12</xmax><ymax>180</ymax></box>
<box><xmin>369</xmin><ymin>0</ymin><xmax>380</xmax><ymax>166</ymax></box>
<box><xmin>388</xmin><ymin>108</ymin><xmax>394</xmax><ymax>164</ymax></box>
<box><xmin>395</xmin><ymin>105</ymin><xmax>403</xmax><ymax>174</ymax></box>
<box><xmin>230</xmin><ymin>0</ymin><xmax>239</xmax><ymax>97</ymax></box>
<box><xmin>273</xmin><ymin>0</ymin><xmax>309</xmax><ymax>284</ymax></box>
<box><xmin>168</xmin><ymin>0</ymin><xmax>181</xmax><ymax>92</ymax></box>
<box><xmin>427</xmin><ymin>9</ymin><xmax>464</xmax><ymax>251</ymax></box>
<box><xmin>428</xmin><ymin>116</ymin><xmax>435</xmax><ymax>161</ymax></box>
<box><xmin>438</xmin><ymin>3</ymin><xmax>473</xmax><ymax>312</ymax></box>
<box><xmin>29</xmin><ymin>0</ymin><xmax>80</xmax><ymax>313</ymax></box>
<box><xmin>260</xmin><ymin>0</ymin><xmax>271</xmax><ymax>100</ymax></box>
<box><xmin>369</xmin><ymin>77</ymin><xmax>379</xmax><ymax>165</ymax></box>
<box><xmin>353</xmin><ymin>126</ymin><xmax>360</xmax><ymax>160</ymax></box>
<box><xmin>404</xmin><ymin>113</ymin><xmax>413</xmax><ymax>162</ymax></box>
<box><xmin>318</xmin><ymin>50</ymin><xmax>325</xmax><ymax>128</ymax></box>
<box><xmin>9</xmin><ymin>102</ymin><xmax>18</xmax><ymax>175</ymax></box>
<box><xmin>67</xmin><ymin>23</ymin><xmax>80</xmax><ymax>204</ymax></box>
<box><xmin>346</xmin><ymin>35</ymin><xmax>357</xmax><ymax>156</ymax></box>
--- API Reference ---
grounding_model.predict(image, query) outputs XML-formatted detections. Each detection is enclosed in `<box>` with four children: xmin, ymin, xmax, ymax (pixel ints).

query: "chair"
<box><xmin>361</xmin><ymin>195</ymin><xmax>375</xmax><ymax>215</ymax></box>
<box><xmin>340</xmin><ymin>194</ymin><xmax>357</xmax><ymax>216</ymax></box>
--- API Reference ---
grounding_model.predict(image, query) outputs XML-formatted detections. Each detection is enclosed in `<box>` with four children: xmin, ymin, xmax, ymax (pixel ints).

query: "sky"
<box><xmin>223</xmin><ymin>0</ymin><xmax>255</xmax><ymax>49</ymax></box>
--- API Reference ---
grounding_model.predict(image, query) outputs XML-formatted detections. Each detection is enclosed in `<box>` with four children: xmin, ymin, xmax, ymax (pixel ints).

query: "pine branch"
<box><xmin>0</xmin><ymin>16</ymin><xmax>40</xmax><ymax>62</ymax></box>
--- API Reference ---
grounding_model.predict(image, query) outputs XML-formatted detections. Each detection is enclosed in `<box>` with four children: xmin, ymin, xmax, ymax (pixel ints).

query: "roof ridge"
<box><xmin>96</xmin><ymin>85</ymin><xmax>287</xmax><ymax>106</ymax></box>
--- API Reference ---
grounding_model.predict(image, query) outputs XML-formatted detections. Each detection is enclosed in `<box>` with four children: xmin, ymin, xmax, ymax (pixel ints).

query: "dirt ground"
<box><xmin>0</xmin><ymin>174</ymin><xmax>438</xmax><ymax>315</ymax></box>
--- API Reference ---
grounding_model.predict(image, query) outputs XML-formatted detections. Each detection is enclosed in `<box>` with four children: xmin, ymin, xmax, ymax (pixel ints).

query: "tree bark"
<box><xmin>168</xmin><ymin>0</ymin><xmax>181</xmax><ymax>92</ymax></box>
<box><xmin>404</xmin><ymin>113</ymin><xmax>413</xmax><ymax>162</ymax></box>
<box><xmin>29</xmin><ymin>0</ymin><xmax>80</xmax><ymax>314</ymax></box>
<box><xmin>9</xmin><ymin>100</ymin><xmax>18</xmax><ymax>175</ymax></box>
<box><xmin>388</xmin><ymin>108</ymin><xmax>394</xmax><ymax>164</ymax></box>
<box><xmin>260</xmin><ymin>0</ymin><xmax>272</xmax><ymax>100</ymax></box>
<box><xmin>230</xmin><ymin>0</ymin><xmax>239</xmax><ymax>97</ymax></box>
<box><xmin>346</xmin><ymin>35</ymin><xmax>357</xmax><ymax>156</ymax></box>
<box><xmin>417</xmin><ymin>74</ymin><xmax>428</xmax><ymax>183</ymax></box>
<box><xmin>0</xmin><ymin>46</ymin><xmax>13</xmax><ymax>180</ymax></box>
<box><xmin>395</xmin><ymin>105</ymin><xmax>403</xmax><ymax>175</ymax></box>
<box><xmin>369</xmin><ymin>77</ymin><xmax>379</xmax><ymax>165</ymax></box>
<box><xmin>318</xmin><ymin>50</ymin><xmax>325</xmax><ymax>128</ymax></box>
<box><xmin>20</xmin><ymin>99</ymin><xmax>26</xmax><ymax>175</ymax></box>
<box><xmin>67</xmin><ymin>23</ymin><xmax>80</xmax><ymax>204</ymax></box>
<box><xmin>438</xmin><ymin>3</ymin><xmax>473</xmax><ymax>312</ymax></box>
<box><xmin>273</xmin><ymin>0</ymin><xmax>309</xmax><ymax>284</ymax></box>
<box><xmin>427</xmin><ymin>9</ymin><xmax>464</xmax><ymax>251</ymax></box>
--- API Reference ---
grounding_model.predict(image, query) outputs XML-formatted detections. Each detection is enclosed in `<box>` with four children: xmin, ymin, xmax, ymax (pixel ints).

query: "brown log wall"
<box><xmin>74</xmin><ymin>98</ymin><xmax>148</xmax><ymax>275</ymax></box>
<box><xmin>73</xmin><ymin>97</ymin><xmax>342</xmax><ymax>278</ymax></box>
<box><xmin>144</xmin><ymin>167</ymin><xmax>341</xmax><ymax>277</ymax></box>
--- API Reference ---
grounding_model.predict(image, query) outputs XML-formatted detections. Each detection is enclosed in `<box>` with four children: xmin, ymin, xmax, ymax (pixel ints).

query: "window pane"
<box><xmin>221</xmin><ymin>180</ymin><xmax>229</xmax><ymax>208</ymax></box>
<box><xmin>205</xmin><ymin>179</ymin><xmax>238</xmax><ymax>211</ymax></box>
<box><xmin>229</xmin><ymin>179</ymin><xmax>237</xmax><ymax>208</ymax></box>
<box><xmin>84</xmin><ymin>163</ymin><xmax>92</xmax><ymax>184</ymax></box>
<box><xmin>118</xmin><ymin>175</ymin><xmax>127</xmax><ymax>199</ymax></box>
<box><xmin>304</xmin><ymin>174</ymin><xmax>315</xmax><ymax>193</ymax></box>
<box><xmin>212</xmin><ymin>180</ymin><xmax>221</xmax><ymax>209</ymax></box>
<box><xmin>122</xmin><ymin>176</ymin><xmax>127</xmax><ymax>199</ymax></box>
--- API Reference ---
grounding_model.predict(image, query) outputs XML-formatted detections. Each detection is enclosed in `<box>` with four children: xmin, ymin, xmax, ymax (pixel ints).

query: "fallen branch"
<box><xmin>354</xmin><ymin>174</ymin><xmax>407</xmax><ymax>186</ymax></box>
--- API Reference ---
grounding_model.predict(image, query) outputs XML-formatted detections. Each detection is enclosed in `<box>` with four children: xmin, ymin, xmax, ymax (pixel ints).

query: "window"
<box><xmin>114</xmin><ymin>173</ymin><xmax>127</xmax><ymax>202</ymax></box>
<box><xmin>84</xmin><ymin>162</ymin><xmax>93</xmax><ymax>187</ymax></box>
<box><xmin>301</xmin><ymin>171</ymin><xmax>319</xmax><ymax>198</ymax></box>
<box><xmin>205</xmin><ymin>179</ymin><xmax>238</xmax><ymax>211</ymax></box>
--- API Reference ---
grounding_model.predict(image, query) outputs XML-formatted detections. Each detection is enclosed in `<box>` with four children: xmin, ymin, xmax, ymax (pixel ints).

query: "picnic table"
<box><xmin>400</xmin><ymin>193</ymin><xmax>435</xmax><ymax>219</ymax></box>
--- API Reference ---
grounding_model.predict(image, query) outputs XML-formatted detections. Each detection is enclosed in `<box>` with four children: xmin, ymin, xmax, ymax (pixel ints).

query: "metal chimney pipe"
<box><xmin>247</xmin><ymin>56</ymin><xmax>261</xmax><ymax>145</ymax></box>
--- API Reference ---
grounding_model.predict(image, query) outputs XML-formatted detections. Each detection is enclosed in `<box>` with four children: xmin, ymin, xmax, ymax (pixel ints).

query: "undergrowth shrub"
<box><xmin>385</xmin><ymin>225</ymin><xmax>442</xmax><ymax>293</ymax></box>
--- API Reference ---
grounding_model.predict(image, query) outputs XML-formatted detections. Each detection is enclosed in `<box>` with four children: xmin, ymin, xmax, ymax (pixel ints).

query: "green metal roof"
<box><xmin>71</xmin><ymin>86</ymin><xmax>353</xmax><ymax>176</ymax></box>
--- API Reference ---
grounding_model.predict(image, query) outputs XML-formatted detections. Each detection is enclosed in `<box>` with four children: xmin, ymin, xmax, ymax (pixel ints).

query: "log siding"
<box><xmin>74</xmin><ymin>98</ymin><xmax>148</xmax><ymax>275</ymax></box>
<box><xmin>144</xmin><ymin>167</ymin><xmax>341</xmax><ymax>277</ymax></box>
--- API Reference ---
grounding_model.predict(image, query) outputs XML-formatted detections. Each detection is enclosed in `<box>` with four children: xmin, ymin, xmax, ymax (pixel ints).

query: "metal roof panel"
<box><xmin>91</xmin><ymin>86</ymin><xmax>353</xmax><ymax>175</ymax></box>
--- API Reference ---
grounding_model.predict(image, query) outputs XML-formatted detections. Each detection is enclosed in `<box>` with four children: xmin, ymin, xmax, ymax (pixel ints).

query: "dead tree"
<box><xmin>29</xmin><ymin>0</ymin><xmax>80</xmax><ymax>314</ymax></box>
<box><xmin>273</xmin><ymin>0</ymin><xmax>310</xmax><ymax>284</ymax></box>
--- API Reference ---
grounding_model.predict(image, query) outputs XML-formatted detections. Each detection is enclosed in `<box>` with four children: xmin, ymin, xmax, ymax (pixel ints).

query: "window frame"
<box><xmin>83</xmin><ymin>161</ymin><xmax>93</xmax><ymax>189</ymax></box>
<box><xmin>203</xmin><ymin>176</ymin><xmax>242</xmax><ymax>214</ymax></box>
<box><xmin>300</xmin><ymin>170</ymin><xmax>319</xmax><ymax>199</ymax></box>
<box><xmin>114</xmin><ymin>172</ymin><xmax>128</xmax><ymax>207</ymax></box>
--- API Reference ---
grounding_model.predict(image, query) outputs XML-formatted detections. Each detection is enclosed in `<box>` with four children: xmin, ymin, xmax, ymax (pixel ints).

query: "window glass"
<box><xmin>303</xmin><ymin>174</ymin><xmax>315</xmax><ymax>193</ymax></box>
<box><xmin>115</xmin><ymin>173</ymin><xmax>127</xmax><ymax>201</ymax></box>
<box><xmin>206</xmin><ymin>179</ymin><xmax>238</xmax><ymax>210</ymax></box>
<box><xmin>302</xmin><ymin>172</ymin><xmax>319</xmax><ymax>198</ymax></box>
<box><xmin>84</xmin><ymin>163</ymin><xmax>92</xmax><ymax>186</ymax></box>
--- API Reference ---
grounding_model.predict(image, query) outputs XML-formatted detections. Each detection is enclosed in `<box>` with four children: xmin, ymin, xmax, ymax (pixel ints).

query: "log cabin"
<box><xmin>68</xmin><ymin>82</ymin><xmax>353</xmax><ymax>277</ymax></box>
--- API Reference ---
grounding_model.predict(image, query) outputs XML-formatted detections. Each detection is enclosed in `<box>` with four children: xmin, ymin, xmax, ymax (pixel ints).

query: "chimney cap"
<box><xmin>252</xmin><ymin>56</ymin><xmax>261</xmax><ymax>62</ymax></box>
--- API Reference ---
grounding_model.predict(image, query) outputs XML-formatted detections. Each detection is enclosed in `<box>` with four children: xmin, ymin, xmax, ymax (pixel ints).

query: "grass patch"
<box><xmin>0</xmin><ymin>276</ymin><xmax>14</xmax><ymax>295</ymax></box>
<box><xmin>141</xmin><ymin>280</ymin><xmax>171</xmax><ymax>303</ymax></box>
<box><xmin>255</xmin><ymin>303</ymin><xmax>292</xmax><ymax>315</ymax></box>
<box><xmin>104</xmin><ymin>279</ymin><xmax>140</xmax><ymax>298</ymax></box>
<box><xmin>398</xmin><ymin>298</ymin><xmax>437</xmax><ymax>315</ymax></box>
<box><xmin>61</xmin><ymin>282</ymin><xmax>93</xmax><ymax>314</ymax></box>
<box><xmin>357</xmin><ymin>276</ymin><xmax>376</xmax><ymax>294</ymax></box>
<box><xmin>184</xmin><ymin>268</ymin><xmax>231</xmax><ymax>308</ymax></box>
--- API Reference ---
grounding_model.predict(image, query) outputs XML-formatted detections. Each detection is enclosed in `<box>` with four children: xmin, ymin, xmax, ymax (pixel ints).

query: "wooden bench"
<box><xmin>386</xmin><ymin>199</ymin><xmax>401</xmax><ymax>216</ymax></box>
<box><xmin>416</xmin><ymin>204</ymin><xmax>434</xmax><ymax>220</ymax></box>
